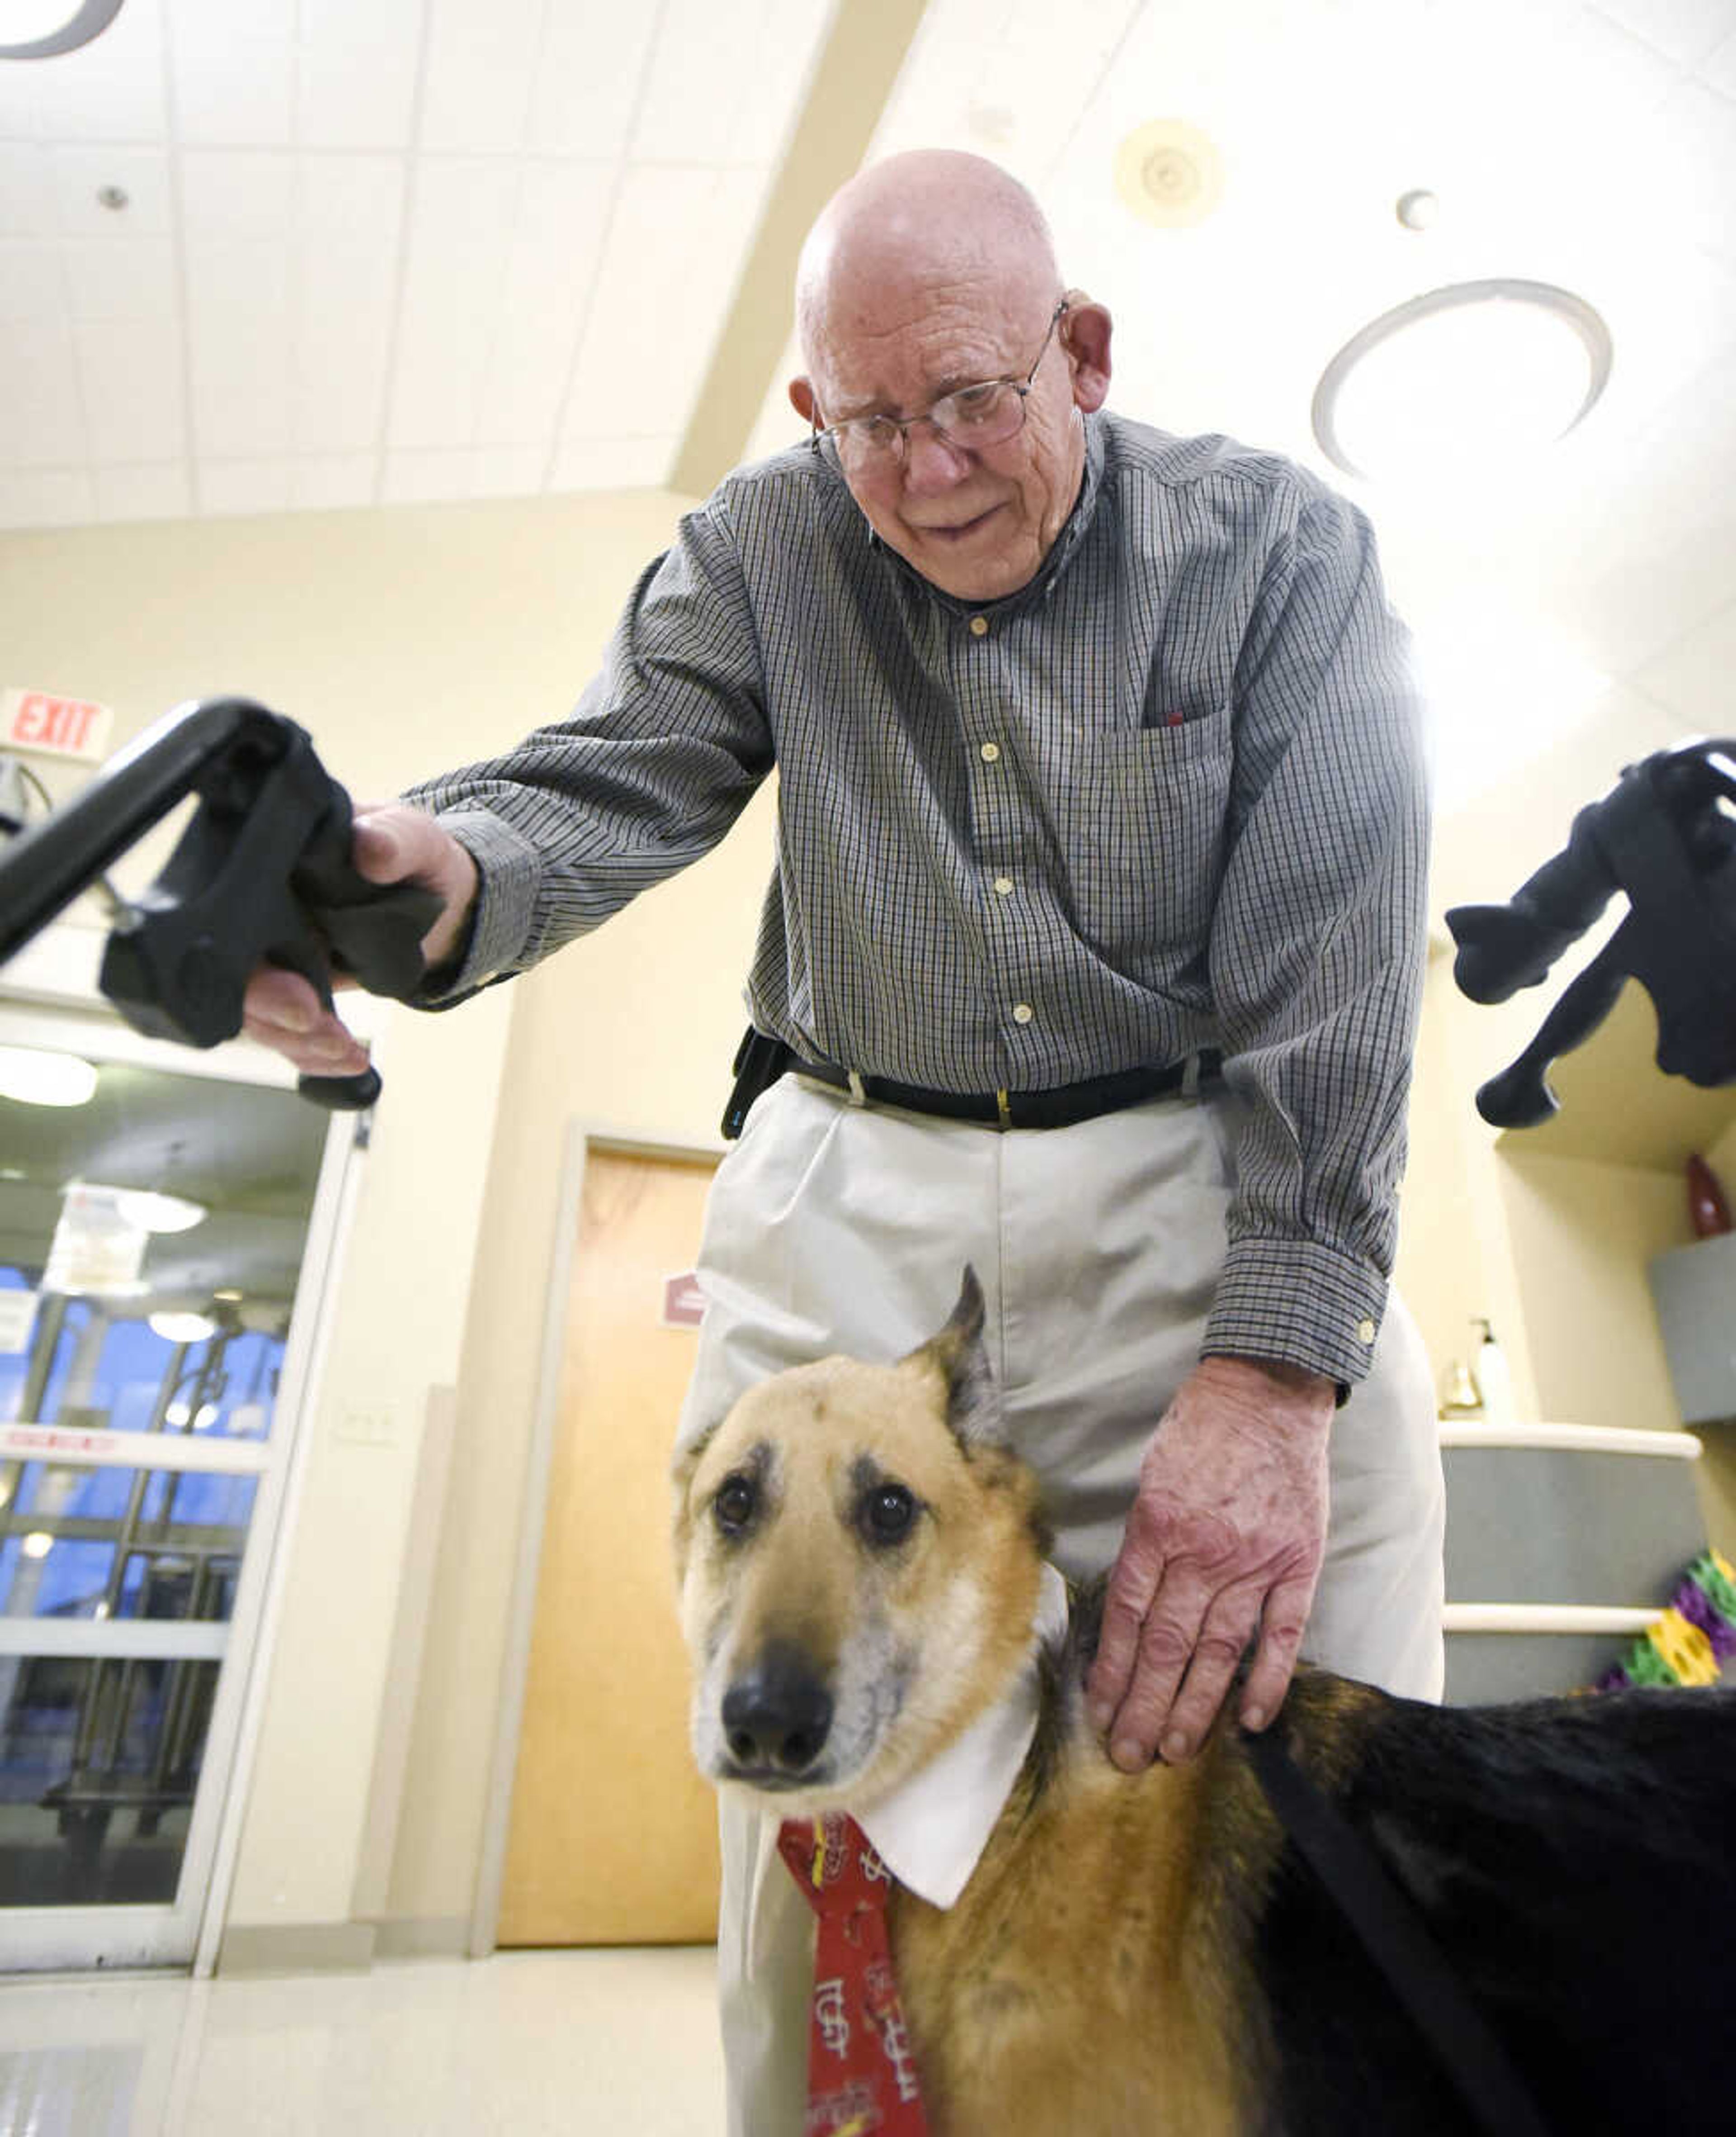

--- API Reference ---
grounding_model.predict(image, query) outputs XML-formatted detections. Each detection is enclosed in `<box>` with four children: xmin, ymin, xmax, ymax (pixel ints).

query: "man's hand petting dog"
<box><xmin>1086</xmin><ymin>1356</ymin><xmax>1333</xmax><ymax>1773</ymax></box>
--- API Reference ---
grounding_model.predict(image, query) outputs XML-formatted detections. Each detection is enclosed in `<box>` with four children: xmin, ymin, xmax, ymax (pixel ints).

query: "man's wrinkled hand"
<box><xmin>1084</xmin><ymin>1355</ymin><xmax>1333</xmax><ymax>1772</ymax></box>
<box><xmin>241</xmin><ymin>802</ymin><xmax>477</xmax><ymax>1078</ymax></box>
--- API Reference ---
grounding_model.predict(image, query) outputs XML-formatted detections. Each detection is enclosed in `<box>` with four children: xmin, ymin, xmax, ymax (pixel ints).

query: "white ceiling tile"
<box><xmin>292</xmin><ymin>157</ymin><xmax>406</xmax><ymax>451</ymax></box>
<box><xmin>295</xmin><ymin>299</ymin><xmax>397</xmax><ymax>453</ymax></box>
<box><xmin>419</xmin><ymin>0</ymin><xmax>544</xmax><ymax>154</ymax></box>
<box><xmin>0</xmin><ymin>63</ymin><xmax>42</xmax><ymax>145</ymax></box>
<box><xmin>171</xmin><ymin>29</ymin><xmax>295</xmax><ymax>149</ymax></box>
<box><xmin>185</xmin><ymin>243</ymin><xmax>293</xmax><ymax>456</ymax></box>
<box><xmin>26</xmin><ymin>0</ymin><xmax>168</xmax><ymax>142</ymax></box>
<box><xmin>476</xmin><ymin>159</ymin><xmax>615</xmax><ymax>444</ymax></box>
<box><xmin>631</xmin><ymin>0</ymin><xmax>832</xmax><ymax>167</ymax></box>
<box><xmin>288</xmin><ymin>453</ymin><xmax>379</xmax><ymax>510</ymax></box>
<box><xmin>0</xmin><ymin>465</ymin><xmax>96</xmax><ymax>530</ymax></box>
<box><xmin>0</xmin><ymin>239</ymin><xmax>65</xmax><ymax>321</ymax></box>
<box><xmin>94</xmin><ymin>460</ymin><xmax>194</xmax><ymax>524</ymax></box>
<box><xmin>298</xmin><ymin>0</ymin><xmax>426</xmax><ymax>50</ymax></box>
<box><xmin>198</xmin><ymin>457</ymin><xmax>295</xmax><ymax>515</ymax></box>
<box><xmin>562</xmin><ymin>165</ymin><xmax>764</xmax><ymax>441</ymax></box>
<box><xmin>529</xmin><ymin>2</ymin><xmax>661</xmax><ymax>158</ymax></box>
<box><xmin>0</xmin><ymin>144</ymin><xmax>58</xmax><ymax>236</ymax></box>
<box><xmin>547</xmin><ymin>432</ymin><xmax>677</xmax><ymax>492</ymax></box>
<box><xmin>0</xmin><ymin>313</ymin><xmax>86</xmax><ymax>466</ymax></box>
<box><xmin>179</xmin><ymin>149</ymin><xmax>293</xmax><ymax>241</ymax></box>
<box><xmin>387</xmin><ymin>156</ymin><xmax>519</xmax><ymax>449</ymax></box>
<box><xmin>49</xmin><ymin>145</ymin><xmax>172</xmax><ymax>236</ymax></box>
<box><xmin>62</xmin><ymin>235</ymin><xmax>178</xmax><ymax>320</ymax></box>
<box><xmin>1592</xmin><ymin>0</ymin><xmax>1736</xmax><ymax>67</ymax></box>
<box><xmin>296</xmin><ymin>40</ymin><xmax>420</xmax><ymax>151</ymax></box>
<box><xmin>76</xmin><ymin>314</ymin><xmax>186</xmax><ymax>460</ymax></box>
<box><xmin>170</xmin><ymin>0</ymin><xmax>295</xmax><ymax>37</ymax></box>
<box><xmin>470</xmin><ymin>444</ymin><xmax>545</xmax><ymax>495</ymax></box>
<box><xmin>296</xmin><ymin>151</ymin><xmax>406</xmax><ymax>253</ymax></box>
<box><xmin>380</xmin><ymin>444</ymin><xmax>477</xmax><ymax>501</ymax></box>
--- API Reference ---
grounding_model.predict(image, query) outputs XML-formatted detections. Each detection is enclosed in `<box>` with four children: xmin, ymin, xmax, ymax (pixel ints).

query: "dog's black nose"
<box><xmin>722</xmin><ymin>1645</ymin><xmax>834</xmax><ymax>1774</ymax></box>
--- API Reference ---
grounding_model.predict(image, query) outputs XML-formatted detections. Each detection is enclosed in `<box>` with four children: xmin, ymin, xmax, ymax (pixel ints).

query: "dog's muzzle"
<box><xmin>721</xmin><ymin>1641</ymin><xmax>834</xmax><ymax>1784</ymax></box>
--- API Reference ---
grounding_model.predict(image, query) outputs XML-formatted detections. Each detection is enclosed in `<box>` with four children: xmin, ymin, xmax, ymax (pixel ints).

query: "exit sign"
<box><xmin>2</xmin><ymin>687</ymin><xmax>113</xmax><ymax>762</ymax></box>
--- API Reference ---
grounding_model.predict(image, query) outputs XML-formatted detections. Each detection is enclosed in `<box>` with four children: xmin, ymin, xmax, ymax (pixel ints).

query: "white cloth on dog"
<box><xmin>858</xmin><ymin>1563</ymin><xmax>1071</xmax><ymax>1911</ymax></box>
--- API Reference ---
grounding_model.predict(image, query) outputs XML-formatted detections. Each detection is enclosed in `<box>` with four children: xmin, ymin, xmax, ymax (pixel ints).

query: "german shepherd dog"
<box><xmin>673</xmin><ymin>1272</ymin><xmax>1736</xmax><ymax>2135</ymax></box>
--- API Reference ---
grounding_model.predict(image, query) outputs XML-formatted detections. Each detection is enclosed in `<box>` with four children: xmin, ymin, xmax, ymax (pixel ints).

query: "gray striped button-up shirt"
<box><xmin>408</xmin><ymin>410</ymin><xmax>1429</xmax><ymax>1390</ymax></box>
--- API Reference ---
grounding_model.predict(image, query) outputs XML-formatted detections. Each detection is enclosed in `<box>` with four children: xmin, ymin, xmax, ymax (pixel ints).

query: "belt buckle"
<box><xmin>995</xmin><ymin>1087</ymin><xmax>1012</xmax><ymax>1130</ymax></box>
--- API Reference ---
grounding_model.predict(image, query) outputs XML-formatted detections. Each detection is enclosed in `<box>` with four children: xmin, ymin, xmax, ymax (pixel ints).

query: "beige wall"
<box><xmin>0</xmin><ymin>489</ymin><xmax>778</xmax><ymax>1955</ymax></box>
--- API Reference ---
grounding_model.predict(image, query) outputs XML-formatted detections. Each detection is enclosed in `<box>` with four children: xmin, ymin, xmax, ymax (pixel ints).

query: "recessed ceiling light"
<box><xmin>150</xmin><ymin>1310</ymin><xmax>218</xmax><ymax>1346</ymax></box>
<box><xmin>1311</xmin><ymin>279</ymin><xmax>1612</xmax><ymax>482</ymax></box>
<box><xmin>1396</xmin><ymin>189</ymin><xmax>1440</xmax><ymax>232</ymax></box>
<box><xmin>112</xmin><ymin>1188</ymin><xmax>207</xmax><ymax>1234</ymax></box>
<box><xmin>1114</xmin><ymin>119</ymin><xmax>1225</xmax><ymax>230</ymax></box>
<box><xmin>0</xmin><ymin>1045</ymin><xmax>98</xmax><ymax>1108</ymax></box>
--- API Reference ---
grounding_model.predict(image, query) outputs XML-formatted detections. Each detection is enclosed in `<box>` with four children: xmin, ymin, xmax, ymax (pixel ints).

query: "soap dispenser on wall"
<box><xmin>1472</xmin><ymin>1318</ymin><xmax>1515</xmax><ymax>1424</ymax></box>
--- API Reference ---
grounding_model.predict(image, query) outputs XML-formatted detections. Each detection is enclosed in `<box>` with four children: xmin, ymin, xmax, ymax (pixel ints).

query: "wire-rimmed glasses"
<box><xmin>810</xmin><ymin>299</ymin><xmax>1070</xmax><ymax>472</ymax></box>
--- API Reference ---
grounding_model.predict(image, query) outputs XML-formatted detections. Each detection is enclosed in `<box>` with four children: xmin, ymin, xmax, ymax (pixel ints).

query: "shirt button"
<box><xmin>969</xmin><ymin>615</ymin><xmax>989</xmax><ymax>636</ymax></box>
<box><xmin>1357</xmin><ymin>1318</ymin><xmax>1377</xmax><ymax>1345</ymax></box>
<box><xmin>1012</xmin><ymin>1002</ymin><xmax>1035</xmax><ymax>1025</ymax></box>
<box><xmin>992</xmin><ymin>876</ymin><xmax>1014</xmax><ymax>896</ymax></box>
<box><xmin>980</xmin><ymin>741</ymin><xmax>1001</xmax><ymax>763</ymax></box>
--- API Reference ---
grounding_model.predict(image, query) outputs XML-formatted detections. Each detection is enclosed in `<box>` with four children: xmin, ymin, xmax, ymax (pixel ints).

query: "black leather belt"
<box><xmin>790</xmin><ymin>1049</ymin><xmax>1223</xmax><ymax>1130</ymax></box>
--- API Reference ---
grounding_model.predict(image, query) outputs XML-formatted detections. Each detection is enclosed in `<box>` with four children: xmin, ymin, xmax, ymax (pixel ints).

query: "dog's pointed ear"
<box><xmin>902</xmin><ymin>1266</ymin><xmax>1004</xmax><ymax>1450</ymax></box>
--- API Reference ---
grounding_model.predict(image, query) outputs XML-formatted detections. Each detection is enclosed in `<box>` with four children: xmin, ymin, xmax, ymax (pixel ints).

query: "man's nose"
<box><xmin>899</xmin><ymin>421</ymin><xmax>974</xmax><ymax>494</ymax></box>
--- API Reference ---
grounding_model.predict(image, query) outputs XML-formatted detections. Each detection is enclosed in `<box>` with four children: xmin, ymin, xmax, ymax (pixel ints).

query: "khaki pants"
<box><xmin>676</xmin><ymin>1074</ymin><xmax>1446</xmax><ymax>2137</ymax></box>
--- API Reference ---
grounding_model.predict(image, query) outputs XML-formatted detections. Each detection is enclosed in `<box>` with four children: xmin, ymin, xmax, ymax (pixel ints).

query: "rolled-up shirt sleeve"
<box><xmin>1201</xmin><ymin>479</ymin><xmax>1430</xmax><ymax>1390</ymax></box>
<box><xmin>402</xmin><ymin>491</ymin><xmax>774</xmax><ymax>1003</ymax></box>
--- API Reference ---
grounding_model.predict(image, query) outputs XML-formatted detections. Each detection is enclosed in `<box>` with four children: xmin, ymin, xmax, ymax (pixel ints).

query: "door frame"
<box><xmin>0</xmin><ymin>945</ymin><xmax>363</xmax><ymax>1973</ymax></box>
<box><xmin>467</xmin><ymin>1119</ymin><xmax>721</xmax><ymax>1959</ymax></box>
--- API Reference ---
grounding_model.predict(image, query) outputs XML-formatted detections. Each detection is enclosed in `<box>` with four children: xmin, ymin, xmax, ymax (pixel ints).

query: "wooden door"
<box><xmin>497</xmin><ymin>1144</ymin><xmax>721</xmax><ymax>1945</ymax></box>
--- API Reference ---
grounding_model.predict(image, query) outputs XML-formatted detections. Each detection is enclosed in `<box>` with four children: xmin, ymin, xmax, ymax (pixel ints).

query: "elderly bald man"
<box><xmin>245</xmin><ymin>151</ymin><xmax>1444</xmax><ymax>2131</ymax></box>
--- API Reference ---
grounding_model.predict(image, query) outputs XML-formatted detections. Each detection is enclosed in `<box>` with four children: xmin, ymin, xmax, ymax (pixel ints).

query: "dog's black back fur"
<box><xmin>1260</xmin><ymin>1681</ymin><xmax>1736</xmax><ymax>2132</ymax></box>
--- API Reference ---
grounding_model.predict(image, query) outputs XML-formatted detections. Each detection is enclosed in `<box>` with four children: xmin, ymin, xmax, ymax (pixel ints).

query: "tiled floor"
<box><xmin>0</xmin><ymin>1947</ymin><xmax>725</xmax><ymax>2137</ymax></box>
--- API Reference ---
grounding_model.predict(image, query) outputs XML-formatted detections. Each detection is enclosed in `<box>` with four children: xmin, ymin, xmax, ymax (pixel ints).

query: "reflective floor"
<box><xmin>0</xmin><ymin>1947</ymin><xmax>725</xmax><ymax>2136</ymax></box>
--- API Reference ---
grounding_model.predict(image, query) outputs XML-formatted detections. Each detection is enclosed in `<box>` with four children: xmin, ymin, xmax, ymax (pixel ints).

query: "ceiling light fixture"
<box><xmin>0</xmin><ymin>1</ymin><xmax>127</xmax><ymax>61</ymax></box>
<box><xmin>0</xmin><ymin>1044</ymin><xmax>98</xmax><ymax>1107</ymax></box>
<box><xmin>1311</xmin><ymin>279</ymin><xmax>1613</xmax><ymax>482</ymax></box>
<box><xmin>1114</xmin><ymin>119</ymin><xmax>1226</xmax><ymax>231</ymax></box>
<box><xmin>149</xmin><ymin>1310</ymin><xmax>218</xmax><ymax>1346</ymax></box>
<box><xmin>112</xmin><ymin>1187</ymin><xmax>206</xmax><ymax>1234</ymax></box>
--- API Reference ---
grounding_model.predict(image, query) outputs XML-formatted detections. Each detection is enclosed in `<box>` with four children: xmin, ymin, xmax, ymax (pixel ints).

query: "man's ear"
<box><xmin>901</xmin><ymin>1266</ymin><xmax>1004</xmax><ymax>1451</ymax></box>
<box><xmin>788</xmin><ymin>375</ymin><xmax>818</xmax><ymax>424</ymax></box>
<box><xmin>1060</xmin><ymin>293</ymin><xmax>1112</xmax><ymax>414</ymax></box>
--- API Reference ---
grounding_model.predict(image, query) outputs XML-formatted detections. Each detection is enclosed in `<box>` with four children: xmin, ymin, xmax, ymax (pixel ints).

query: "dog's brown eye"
<box><xmin>713</xmin><ymin>1474</ymin><xmax>758</xmax><ymax>1536</ymax></box>
<box><xmin>863</xmin><ymin>1483</ymin><xmax>916</xmax><ymax>1545</ymax></box>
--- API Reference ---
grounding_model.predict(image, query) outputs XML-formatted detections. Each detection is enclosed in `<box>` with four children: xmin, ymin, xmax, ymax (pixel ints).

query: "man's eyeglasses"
<box><xmin>810</xmin><ymin>299</ymin><xmax>1070</xmax><ymax>473</ymax></box>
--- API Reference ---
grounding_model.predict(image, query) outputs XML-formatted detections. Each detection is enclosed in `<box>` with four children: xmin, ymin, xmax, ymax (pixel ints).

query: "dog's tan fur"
<box><xmin>675</xmin><ymin>1277</ymin><xmax>1736</xmax><ymax>2134</ymax></box>
<box><xmin>671</xmin><ymin>1275</ymin><xmax>1308</xmax><ymax>2135</ymax></box>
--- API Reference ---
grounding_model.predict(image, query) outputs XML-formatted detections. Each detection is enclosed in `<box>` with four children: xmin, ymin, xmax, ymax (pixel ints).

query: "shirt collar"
<box><xmin>853</xmin><ymin>1563</ymin><xmax>1070</xmax><ymax>1910</ymax></box>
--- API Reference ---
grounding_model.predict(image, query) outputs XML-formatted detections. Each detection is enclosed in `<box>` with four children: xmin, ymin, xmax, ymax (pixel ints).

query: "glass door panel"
<box><xmin>0</xmin><ymin>1013</ymin><xmax>350</xmax><ymax>1970</ymax></box>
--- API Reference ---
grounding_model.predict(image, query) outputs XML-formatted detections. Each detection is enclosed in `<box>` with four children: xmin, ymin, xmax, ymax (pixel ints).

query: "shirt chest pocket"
<box><xmin>1056</xmin><ymin>702</ymin><xmax>1234</xmax><ymax>962</ymax></box>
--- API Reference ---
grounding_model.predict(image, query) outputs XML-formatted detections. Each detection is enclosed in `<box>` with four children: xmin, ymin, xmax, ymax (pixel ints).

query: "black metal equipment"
<box><xmin>1446</xmin><ymin>738</ymin><xmax>1736</xmax><ymax>1128</ymax></box>
<box><xmin>0</xmin><ymin>696</ymin><xmax>443</xmax><ymax>1110</ymax></box>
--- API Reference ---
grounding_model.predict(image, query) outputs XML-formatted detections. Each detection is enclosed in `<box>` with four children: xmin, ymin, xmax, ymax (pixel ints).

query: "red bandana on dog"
<box><xmin>777</xmin><ymin>1811</ymin><xmax>930</xmax><ymax>2135</ymax></box>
